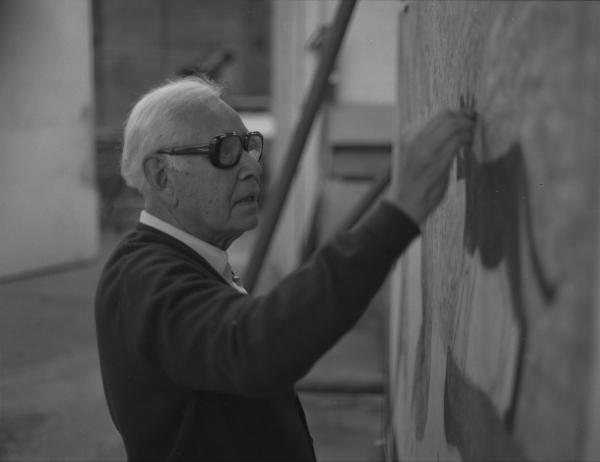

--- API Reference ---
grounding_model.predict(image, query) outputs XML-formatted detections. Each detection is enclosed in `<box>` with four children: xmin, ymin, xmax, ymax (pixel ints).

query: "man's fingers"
<box><xmin>404</xmin><ymin>110</ymin><xmax>467</xmax><ymax>144</ymax></box>
<box><xmin>424</xmin><ymin>110</ymin><xmax>476</xmax><ymax>136</ymax></box>
<box><xmin>433</xmin><ymin>117</ymin><xmax>476</xmax><ymax>149</ymax></box>
<box><xmin>413</xmin><ymin>114</ymin><xmax>475</xmax><ymax>161</ymax></box>
<box><xmin>438</xmin><ymin>131</ymin><xmax>473</xmax><ymax>164</ymax></box>
<box><xmin>420</xmin><ymin>130</ymin><xmax>472</xmax><ymax>184</ymax></box>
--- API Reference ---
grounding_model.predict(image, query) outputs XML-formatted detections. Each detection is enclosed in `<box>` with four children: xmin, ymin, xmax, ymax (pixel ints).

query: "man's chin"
<box><xmin>236</xmin><ymin>215</ymin><xmax>259</xmax><ymax>233</ymax></box>
<box><xmin>245</xmin><ymin>217</ymin><xmax>259</xmax><ymax>231</ymax></box>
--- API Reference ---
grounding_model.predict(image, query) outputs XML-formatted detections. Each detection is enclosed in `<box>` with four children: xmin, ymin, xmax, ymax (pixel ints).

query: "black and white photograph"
<box><xmin>0</xmin><ymin>1</ymin><xmax>599</xmax><ymax>461</ymax></box>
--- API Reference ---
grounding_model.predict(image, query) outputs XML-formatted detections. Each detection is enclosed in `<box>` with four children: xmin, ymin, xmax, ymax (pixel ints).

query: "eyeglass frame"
<box><xmin>156</xmin><ymin>131</ymin><xmax>264</xmax><ymax>169</ymax></box>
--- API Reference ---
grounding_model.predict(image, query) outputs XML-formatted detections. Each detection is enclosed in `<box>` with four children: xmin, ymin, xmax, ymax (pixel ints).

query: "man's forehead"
<box><xmin>196</xmin><ymin>96</ymin><xmax>247</xmax><ymax>135</ymax></box>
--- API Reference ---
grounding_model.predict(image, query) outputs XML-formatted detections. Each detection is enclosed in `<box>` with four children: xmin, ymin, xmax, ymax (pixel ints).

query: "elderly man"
<box><xmin>95</xmin><ymin>77</ymin><xmax>474</xmax><ymax>461</ymax></box>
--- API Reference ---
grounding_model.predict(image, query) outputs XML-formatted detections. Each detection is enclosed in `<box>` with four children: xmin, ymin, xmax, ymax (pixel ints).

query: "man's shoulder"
<box><xmin>100</xmin><ymin>224</ymin><xmax>220</xmax><ymax>285</ymax></box>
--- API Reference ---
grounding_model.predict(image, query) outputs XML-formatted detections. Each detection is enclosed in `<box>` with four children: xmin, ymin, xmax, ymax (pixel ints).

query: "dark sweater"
<box><xmin>95</xmin><ymin>201</ymin><xmax>419</xmax><ymax>461</ymax></box>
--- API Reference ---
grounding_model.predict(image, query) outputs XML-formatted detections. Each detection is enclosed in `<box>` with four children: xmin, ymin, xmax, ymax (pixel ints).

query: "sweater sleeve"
<box><xmin>117</xmin><ymin>201</ymin><xmax>419</xmax><ymax>396</ymax></box>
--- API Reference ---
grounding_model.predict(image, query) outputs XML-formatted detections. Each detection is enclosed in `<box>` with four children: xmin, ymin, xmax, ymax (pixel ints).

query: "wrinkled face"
<box><xmin>167</xmin><ymin>97</ymin><xmax>262</xmax><ymax>248</ymax></box>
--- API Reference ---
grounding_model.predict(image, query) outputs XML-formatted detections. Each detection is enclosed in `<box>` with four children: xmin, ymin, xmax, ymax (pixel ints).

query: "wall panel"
<box><xmin>388</xmin><ymin>2</ymin><xmax>600</xmax><ymax>460</ymax></box>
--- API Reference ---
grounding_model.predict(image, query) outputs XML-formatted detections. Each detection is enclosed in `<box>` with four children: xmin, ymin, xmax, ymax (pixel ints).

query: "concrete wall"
<box><xmin>387</xmin><ymin>2</ymin><xmax>600</xmax><ymax>460</ymax></box>
<box><xmin>0</xmin><ymin>0</ymin><xmax>99</xmax><ymax>280</ymax></box>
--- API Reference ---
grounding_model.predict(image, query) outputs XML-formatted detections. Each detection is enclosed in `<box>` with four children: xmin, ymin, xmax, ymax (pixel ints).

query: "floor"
<box><xmin>0</xmin><ymin>225</ymin><xmax>386</xmax><ymax>461</ymax></box>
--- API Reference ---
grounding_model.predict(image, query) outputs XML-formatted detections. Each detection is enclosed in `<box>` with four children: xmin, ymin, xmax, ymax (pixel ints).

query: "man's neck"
<box><xmin>144</xmin><ymin>200</ymin><xmax>236</xmax><ymax>250</ymax></box>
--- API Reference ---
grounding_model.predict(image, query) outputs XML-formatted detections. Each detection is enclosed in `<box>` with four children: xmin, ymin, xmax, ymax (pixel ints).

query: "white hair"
<box><xmin>120</xmin><ymin>76</ymin><xmax>223</xmax><ymax>193</ymax></box>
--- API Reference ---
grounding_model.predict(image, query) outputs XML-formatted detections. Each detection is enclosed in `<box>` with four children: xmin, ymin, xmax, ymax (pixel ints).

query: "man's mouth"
<box><xmin>236</xmin><ymin>194</ymin><xmax>258</xmax><ymax>205</ymax></box>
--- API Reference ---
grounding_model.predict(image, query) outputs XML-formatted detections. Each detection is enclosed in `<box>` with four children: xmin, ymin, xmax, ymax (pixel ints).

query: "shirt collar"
<box><xmin>139</xmin><ymin>210</ymin><xmax>229</xmax><ymax>278</ymax></box>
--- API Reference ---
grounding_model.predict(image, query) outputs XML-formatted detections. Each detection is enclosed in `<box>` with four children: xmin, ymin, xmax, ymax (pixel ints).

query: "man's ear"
<box><xmin>143</xmin><ymin>153</ymin><xmax>169</xmax><ymax>191</ymax></box>
<box><xmin>143</xmin><ymin>154</ymin><xmax>179</xmax><ymax>207</ymax></box>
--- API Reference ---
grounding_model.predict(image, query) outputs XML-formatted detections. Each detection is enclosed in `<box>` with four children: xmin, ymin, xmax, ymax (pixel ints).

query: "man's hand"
<box><xmin>385</xmin><ymin>110</ymin><xmax>476</xmax><ymax>225</ymax></box>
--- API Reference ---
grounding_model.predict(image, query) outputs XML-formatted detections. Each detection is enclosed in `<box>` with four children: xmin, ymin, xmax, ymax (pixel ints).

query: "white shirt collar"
<box><xmin>139</xmin><ymin>210</ymin><xmax>230</xmax><ymax>281</ymax></box>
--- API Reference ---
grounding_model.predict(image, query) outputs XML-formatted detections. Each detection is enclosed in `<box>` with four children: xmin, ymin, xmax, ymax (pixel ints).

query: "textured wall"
<box><xmin>388</xmin><ymin>2</ymin><xmax>600</xmax><ymax>460</ymax></box>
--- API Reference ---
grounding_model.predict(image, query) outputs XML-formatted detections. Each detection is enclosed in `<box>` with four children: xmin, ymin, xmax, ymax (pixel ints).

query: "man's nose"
<box><xmin>237</xmin><ymin>150</ymin><xmax>263</xmax><ymax>181</ymax></box>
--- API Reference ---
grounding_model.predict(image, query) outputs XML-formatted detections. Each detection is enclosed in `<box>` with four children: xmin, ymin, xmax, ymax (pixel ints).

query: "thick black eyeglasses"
<box><xmin>156</xmin><ymin>131</ymin><xmax>263</xmax><ymax>169</ymax></box>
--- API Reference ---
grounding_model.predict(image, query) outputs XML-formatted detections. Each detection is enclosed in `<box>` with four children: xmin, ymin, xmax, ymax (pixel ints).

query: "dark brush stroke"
<box><xmin>444</xmin><ymin>349</ymin><xmax>528</xmax><ymax>461</ymax></box>
<box><xmin>411</xmin><ymin>276</ymin><xmax>433</xmax><ymax>441</ymax></box>
<box><xmin>456</xmin><ymin>122</ymin><xmax>557</xmax><ymax>430</ymax></box>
